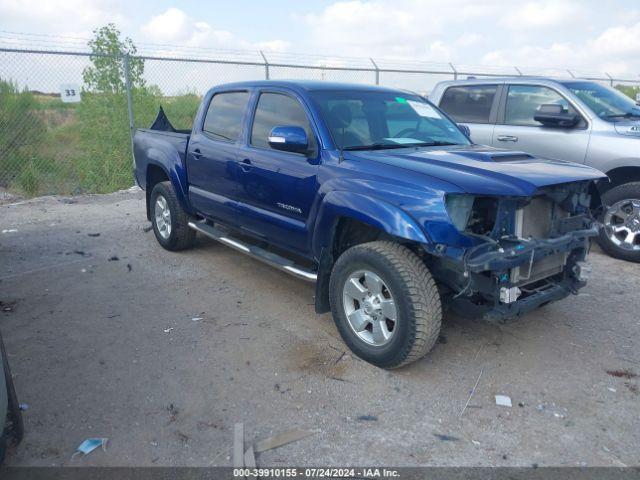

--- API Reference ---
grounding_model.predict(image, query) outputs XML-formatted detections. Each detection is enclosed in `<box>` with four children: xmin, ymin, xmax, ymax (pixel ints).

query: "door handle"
<box><xmin>239</xmin><ymin>158</ymin><xmax>252</xmax><ymax>172</ymax></box>
<box><xmin>497</xmin><ymin>135</ymin><xmax>518</xmax><ymax>142</ymax></box>
<box><xmin>192</xmin><ymin>148</ymin><xmax>203</xmax><ymax>159</ymax></box>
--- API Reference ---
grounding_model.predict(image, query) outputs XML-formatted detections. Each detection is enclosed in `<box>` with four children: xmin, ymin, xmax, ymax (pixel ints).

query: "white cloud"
<box><xmin>590</xmin><ymin>22</ymin><xmax>640</xmax><ymax>56</ymax></box>
<box><xmin>140</xmin><ymin>7</ymin><xmax>289</xmax><ymax>54</ymax></box>
<box><xmin>500</xmin><ymin>1</ymin><xmax>579</xmax><ymax>29</ymax></box>
<box><xmin>0</xmin><ymin>0</ymin><xmax>127</xmax><ymax>36</ymax></box>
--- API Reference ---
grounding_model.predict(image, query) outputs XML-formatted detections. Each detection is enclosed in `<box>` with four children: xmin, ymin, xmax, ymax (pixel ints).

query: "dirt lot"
<box><xmin>0</xmin><ymin>189</ymin><xmax>638</xmax><ymax>467</ymax></box>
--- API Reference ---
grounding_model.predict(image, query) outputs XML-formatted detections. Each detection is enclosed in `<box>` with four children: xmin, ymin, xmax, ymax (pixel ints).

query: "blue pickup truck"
<box><xmin>133</xmin><ymin>80</ymin><xmax>605</xmax><ymax>368</ymax></box>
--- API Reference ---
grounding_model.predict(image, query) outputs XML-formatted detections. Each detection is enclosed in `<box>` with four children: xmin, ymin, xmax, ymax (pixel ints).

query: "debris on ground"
<box><xmin>72</xmin><ymin>438</ymin><xmax>108</xmax><ymax>458</ymax></box>
<box><xmin>73</xmin><ymin>250</ymin><xmax>89</xmax><ymax>257</ymax></box>
<box><xmin>357</xmin><ymin>415</ymin><xmax>378</xmax><ymax>421</ymax></box>
<box><xmin>143</xmin><ymin>225</ymin><xmax>153</xmax><ymax>233</ymax></box>
<box><xmin>254</xmin><ymin>428</ymin><xmax>316</xmax><ymax>453</ymax></box>
<box><xmin>163</xmin><ymin>327</ymin><xmax>174</xmax><ymax>333</ymax></box>
<box><xmin>2</xmin><ymin>229</ymin><xmax>18</xmax><ymax>233</ymax></box>
<box><xmin>0</xmin><ymin>301</ymin><xmax>16</xmax><ymax>312</ymax></box>
<box><xmin>495</xmin><ymin>395</ymin><xmax>512</xmax><ymax>407</ymax></box>
<box><xmin>536</xmin><ymin>401</ymin><xmax>568</xmax><ymax>419</ymax></box>
<box><xmin>607</xmin><ymin>387</ymin><xmax>617</xmax><ymax>392</ymax></box>
<box><xmin>166</xmin><ymin>403</ymin><xmax>179</xmax><ymax>422</ymax></box>
<box><xmin>460</xmin><ymin>367</ymin><xmax>484</xmax><ymax>417</ymax></box>
<box><xmin>191</xmin><ymin>317</ymin><xmax>203</xmax><ymax>322</ymax></box>
<box><xmin>127</xmin><ymin>263</ymin><xmax>132</xmax><ymax>272</ymax></box>
<box><xmin>19</xmin><ymin>403</ymin><xmax>28</xmax><ymax>410</ymax></box>
<box><xmin>433</xmin><ymin>434</ymin><xmax>460</xmax><ymax>442</ymax></box>
<box><xmin>244</xmin><ymin>445</ymin><xmax>256</xmax><ymax>468</ymax></box>
<box><xmin>176</xmin><ymin>430</ymin><xmax>190</xmax><ymax>444</ymax></box>
<box><xmin>233</xmin><ymin>423</ymin><xmax>244</xmax><ymax>467</ymax></box>
<box><xmin>108</xmin><ymin>256</ymin><xmax>119</xmax><ymax>261</ymax></box>
<box><xmin>87</xmin><ymin>233</ymin><xmax>100</xmax><ymax>237</ymax></box>
<box><xmin>606</xmin><ymin>369</ymin><xmax>637</xmax><ymax>379</ymax></box>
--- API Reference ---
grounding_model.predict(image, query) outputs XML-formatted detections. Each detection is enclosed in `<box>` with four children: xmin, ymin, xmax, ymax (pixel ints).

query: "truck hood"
<box><xmin>347</xmin><ymin>144</ymin><xmax>606</xmax><ymax>196</ymax></box>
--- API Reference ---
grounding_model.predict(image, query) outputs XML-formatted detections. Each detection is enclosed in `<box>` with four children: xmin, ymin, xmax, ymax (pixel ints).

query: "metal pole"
<box><xmin>605</xmin><ymin>72</ymin><xmax>614</xmax><ymax>86</ymax></box>
<box><xmin>449</xmin><ymin>62</ymin><xmax>457</xmax><ymax>80</ymax></box>
<box><xmin>260</xmin><ymin>50</ymin><xmax>270</xmax><ymax>80</ymax></box>
<box><xmin>123</xmin><ymin>54</ymin><xmax>135</xmax><ymax>166</ymax></box>
<box><xmin>567</xmin><ymin>69</ymin><xmax>575</xmax><ymax>78</ymax></box>
<box><xmin>370</xmin><ymin>58</ymin><xmax>380</xmax><ymax>85</ymax></box>
<box><xmin>514</xmin><ymin>66</ymin><xmax>522</xmax><ymax>76</ymax></box>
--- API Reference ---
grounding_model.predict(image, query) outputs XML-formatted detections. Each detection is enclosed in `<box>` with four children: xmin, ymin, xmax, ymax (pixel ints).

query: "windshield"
<box><xmin>563</xmin><ymin>81</ymin><xmax>640</xmax><ymax>121</ymax></box>
<box><xmin>308</xmin><ymin>90</ymin><xmax>471</xmax><ymax>150</ymax></box>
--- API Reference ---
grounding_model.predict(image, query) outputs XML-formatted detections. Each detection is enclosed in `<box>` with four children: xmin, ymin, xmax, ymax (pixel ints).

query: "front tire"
<box><xmin>329</xmin><ymin>241</ymin><xmax>442</xmax><ymax>369</ymax></box>
<box><xmin>150</xmin><ymin>182</ymin><xmax>196</xmax><ymax>251</ymax></box>
<box><xmin>597</xmin><ymin>182</ymin><xmax>640</xmax><ymax>263</ymax></box>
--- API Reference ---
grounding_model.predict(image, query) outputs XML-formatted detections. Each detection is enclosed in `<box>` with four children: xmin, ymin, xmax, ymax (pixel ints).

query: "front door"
<box><xmin>235</xmin><ymin>90</ymin><xmax>320</xmax><ymax>255</ymax></box>
<box><xmin>492</xmin><ymin>84</ymin><xmax>590</xmax><ymax>163</ymax></box>
<box><xmin>187</xmin><ymin>90</ymin><xmax>250</xmax><ymax>225</ymax></box>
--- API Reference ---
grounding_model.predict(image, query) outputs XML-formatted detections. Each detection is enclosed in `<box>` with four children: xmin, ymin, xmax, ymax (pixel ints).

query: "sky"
<box><xmin>1</xmin><ymin>0</ymin><xmax>639</xmax><ymax>92</ymax></box>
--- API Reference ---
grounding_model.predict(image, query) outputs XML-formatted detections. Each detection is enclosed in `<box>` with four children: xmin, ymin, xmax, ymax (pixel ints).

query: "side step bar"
<box><xmin>188</xmin><ymin>221</ymin><xmax>317</xmax><ymax>282</ymax></box>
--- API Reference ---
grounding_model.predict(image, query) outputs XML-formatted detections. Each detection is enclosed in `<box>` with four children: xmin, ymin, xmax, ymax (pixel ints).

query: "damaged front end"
<box><xmin>430</xmin><ymin>181</ymin><xmax>597</xmax><ymax>322</ymax></box>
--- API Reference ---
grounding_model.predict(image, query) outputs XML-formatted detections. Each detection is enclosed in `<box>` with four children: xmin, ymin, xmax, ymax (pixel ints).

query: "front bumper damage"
<box><xmin>470</xmin><ymin>226</ymin><xmax>596</xmax><ymax>321</ymax></box>
<box><xmin>430</xmin><ymin>181</ymin><xmax>600</xmax><ymax>322</ymax></box>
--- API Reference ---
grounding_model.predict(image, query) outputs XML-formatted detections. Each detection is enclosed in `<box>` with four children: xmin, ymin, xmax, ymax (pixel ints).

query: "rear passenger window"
<box><xmin>439</xmin><ymin>85</ymin><xmax>497</xmax><ymax>124</ymax></box>
<box><xmin>505</xmin><ymin>85</ymin><xmax>572</xmax><ymax>126</ymax></box>
<box><xmin>251</xmin><ymin>93</ymin><xmax>316</xmax><ymax>151</ymax></box>
<box><xmin>203</xmin><ymin>91</ymin><xmax>250</xmax><ymax>142</ymax></box>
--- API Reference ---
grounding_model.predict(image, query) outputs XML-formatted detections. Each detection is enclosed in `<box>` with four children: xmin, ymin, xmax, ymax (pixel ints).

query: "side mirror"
<box><xmin>534</xmin><ymin>104</ymin><xmax>579</xmax><ymax>128</ymax></box>
<box><xmin>268</xmin><ymin>126</ymin><xmax>308</xmax><ymax>154</ymax></box>
<box><xmin>457</xmin><ymin>123</ymin><xmax>471</xmax><ymax>137</ymax></box>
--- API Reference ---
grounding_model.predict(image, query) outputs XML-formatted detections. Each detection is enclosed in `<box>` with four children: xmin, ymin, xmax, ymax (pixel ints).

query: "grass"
<box><xmin>0</xmin><ymin>78</ymin><xmax>201</xmax><ymax>197</ymax></box>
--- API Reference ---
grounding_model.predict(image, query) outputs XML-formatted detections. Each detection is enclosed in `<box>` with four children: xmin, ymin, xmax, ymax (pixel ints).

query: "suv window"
<box><xmin>505</xmin><ymin>85</ymin><xmax>573</xmax><ymax>126</ymax></box>
<box><xmin>251</xmin><ymin>92</ymin><xmax>316</xmax><ymax>151</ymax></box>
<box><xmin>439</xmin><ymin>85</ymin><xmax>497</xmax><ymax>124</ymax></box>
<box><xmin>203</xmin><ymin>91</ymin><xmax>250</xmax><ymax>142</ymax></box>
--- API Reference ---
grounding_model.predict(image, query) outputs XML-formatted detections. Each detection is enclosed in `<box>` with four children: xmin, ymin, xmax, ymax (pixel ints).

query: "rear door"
<box><xmin>437</xmin><ymin>84</ymin><xmax>500</xmax><ymax>145</ymax></box>
<box><xmin>492</xmin><ymin>84</ymin><xmax>590</xmax><ymax>163</ymax></box>
<box><xmin>235</xmin><ymin>90</ymin><xmax>320</xmax><ymax>255</ymax></box>
<box><xmin>187</xmin><ymin>90</ymin><xmax>250</xmax><ymax>224</ymax></box>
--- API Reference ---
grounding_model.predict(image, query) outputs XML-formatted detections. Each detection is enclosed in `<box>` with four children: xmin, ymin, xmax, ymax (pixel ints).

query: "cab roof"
<box><xmin>212</xmin><ymin>80</ymin><xmax>412</xmax><ymax>94</ymax></box>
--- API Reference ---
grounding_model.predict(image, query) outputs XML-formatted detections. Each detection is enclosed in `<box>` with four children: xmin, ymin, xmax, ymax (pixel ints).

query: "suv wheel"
<box><xmin>150</xmin><ymin>181</ymin><xmax>196</xmax><ymax>251</ymax></box>
<box><xmin>597</xmin><ymin>182</ymin><xmax>640</xmax><ymax>263</ymax></box>
<box><xmin>329</xmin><ymin>241</ymin><xmax>442</xmax><ymax>369</ymax></box>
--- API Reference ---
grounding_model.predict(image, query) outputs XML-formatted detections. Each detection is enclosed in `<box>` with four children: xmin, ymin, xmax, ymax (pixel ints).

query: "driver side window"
<box><xmin>505</xmin><ymin>85</ymin><xmax>576</xmax><ymax>126</ymax></box>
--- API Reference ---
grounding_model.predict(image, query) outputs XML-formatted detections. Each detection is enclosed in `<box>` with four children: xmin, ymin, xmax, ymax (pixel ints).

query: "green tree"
<box><xmin>82</xmin><ymin>23</ymin><xmax>145</xmax><ymax>93</ymax></box>
<box><xmin>615</xmin><ymin>84</ymin><xmax>640</xmax><ymax>101</ymax></box>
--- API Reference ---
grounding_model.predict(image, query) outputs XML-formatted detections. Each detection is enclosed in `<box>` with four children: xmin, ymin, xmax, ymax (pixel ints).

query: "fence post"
<box><xmin>370</xmin><ymin>58</ymin><xmax>380</xmax><ymax>85</ymax></box>
<box><xmin>260</xmin><ymin>50</ymin><xmax>270</xmax><ymax>80</ymax></box>
<box><xmin>123</xmin><ymin>54</ymin><xmax>136</xmax><ymax>167</ymax></box>
<box><xmin>605</xmin><ymin>72</ymin><xmax>614</xmax><ymax>86</ymax></box>
<box><xmin>449</xmin><ymin>62</ymin><xmax>458</xmax><ymax>80</ymax></box>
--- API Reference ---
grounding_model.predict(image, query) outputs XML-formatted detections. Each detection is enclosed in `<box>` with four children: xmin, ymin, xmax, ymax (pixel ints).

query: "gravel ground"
<box><xmin>0</xmin><ymin>189</ymin><xmax>638</xmax><ymax>467</ymax></box>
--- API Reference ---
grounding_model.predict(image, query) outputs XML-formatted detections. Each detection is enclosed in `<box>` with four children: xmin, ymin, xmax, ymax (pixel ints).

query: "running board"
<box><xmin>188</xmin><ymin>221</ymin><xmax>317</xmax><ymax>282</ymax></box>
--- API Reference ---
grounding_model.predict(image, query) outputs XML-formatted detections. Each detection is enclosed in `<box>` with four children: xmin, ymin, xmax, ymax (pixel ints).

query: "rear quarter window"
<box><xmin>439</xmin><ymin>85</ymin><xmax>497</xmax><ymax>124</ymax></box>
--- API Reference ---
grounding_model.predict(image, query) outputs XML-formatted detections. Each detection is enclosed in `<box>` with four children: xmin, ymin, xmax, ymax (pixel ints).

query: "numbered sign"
<box><xmin>60</xmin><ymin>84</ymin><xmax>81</xmax><ymax>103</ymax></box>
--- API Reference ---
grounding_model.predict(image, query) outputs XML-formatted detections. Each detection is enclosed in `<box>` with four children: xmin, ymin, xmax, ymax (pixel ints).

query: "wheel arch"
<box><xmin>312</xmin><ymin>191</ymin><xmax>431</xmax><ymax>314</ymax></box>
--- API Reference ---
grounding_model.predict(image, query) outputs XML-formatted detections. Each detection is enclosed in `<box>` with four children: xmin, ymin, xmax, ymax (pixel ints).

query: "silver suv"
<box><xmin>430</xmin><ymin>77</ymin><xmax>640</xmax><ymax>262</ymax></box>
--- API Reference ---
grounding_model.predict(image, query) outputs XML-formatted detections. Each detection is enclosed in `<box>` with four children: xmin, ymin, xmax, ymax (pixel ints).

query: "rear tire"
<box><xmin>150</xmin><ymin>182</ymin><xmax>196</xmax><ymax>251</ymax></box>
<box><xmin>329</xmin><ymin>241</ymin><xmax>442</xmax><ymax>369</ymax></box>
<box><xmin>597</xmin><ymin>182</ymin><xmax>640</xmax><ymax>263</ymax></box>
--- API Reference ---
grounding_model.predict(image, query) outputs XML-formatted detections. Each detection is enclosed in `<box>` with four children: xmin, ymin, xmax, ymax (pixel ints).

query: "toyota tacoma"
<box><xmin>133</xmin><ymin>81</ymin><xmax>605</xmax><ymax>368</ymax></box>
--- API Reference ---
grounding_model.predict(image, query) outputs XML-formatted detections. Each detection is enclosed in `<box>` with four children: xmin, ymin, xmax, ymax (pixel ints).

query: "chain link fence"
<box><xmin>1</xmin><ymin>46</ymin><xmax>639</xmax><ymax>198</ymax></box>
